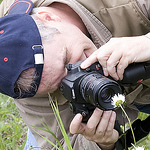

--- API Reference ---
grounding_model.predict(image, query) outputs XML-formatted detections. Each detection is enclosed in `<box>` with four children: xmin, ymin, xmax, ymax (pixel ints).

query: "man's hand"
<box><xmin>70</xmin><ymin>108</ymin><xmax>119</xmax><ymax>150</ymax></box>
<box><xmin>81</xmin><ymin>36</ymin><xmax>150</xmax><ymax>81</ymax></box>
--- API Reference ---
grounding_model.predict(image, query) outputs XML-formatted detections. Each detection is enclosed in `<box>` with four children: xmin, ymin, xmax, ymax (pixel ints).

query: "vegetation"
<box><xmin>0</xmin><ymin>93</ymin><xmax>150</xmax><ymax>150</ymax></box>
<box><xmin>0</xmin><ymin>94</ymin><xmax>27</xmax><ymax>150</ymax></box>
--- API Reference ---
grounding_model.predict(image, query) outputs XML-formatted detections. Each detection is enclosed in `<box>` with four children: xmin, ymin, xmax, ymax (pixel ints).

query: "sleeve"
<box><xmin>0</xmin><ymin>0</ymin><xmax>4</xmax><ymax>17</ymax></box>
<box><xmin>136</xmin><ymin>0</ymin><xmax>150</xmax><ymax>20</ymax></box>
<box><xmin>0</xmin><ymin>0</ymin><xmax>15</xmax><ymax>17</ymax></box>
<box><xmin>124</xmin><ymin>80</ymin><xmax>150</xmax><ymax>106</ymax></box>
<box><xmin>0</xmin><ymin>0</ymin><xmax>46</xmax><ymax>17</ymax></box>
<box><xmin>62</xmin><ymin>134</ymin><xmax>104</xmax><ymax>150</ymax></box>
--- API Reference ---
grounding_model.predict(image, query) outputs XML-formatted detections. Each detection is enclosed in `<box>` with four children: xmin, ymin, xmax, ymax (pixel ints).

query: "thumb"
<box><xmin>70</xmin><ymin>113</ymin><xmax>85</xmax><ymax>134</ymax></box>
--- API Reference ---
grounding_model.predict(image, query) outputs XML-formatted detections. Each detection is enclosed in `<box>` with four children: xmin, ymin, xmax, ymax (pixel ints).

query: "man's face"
<box><xmin>37</xmin><ymin>17</ymin><xmax>97</xmax><ymax>94</ymax></box>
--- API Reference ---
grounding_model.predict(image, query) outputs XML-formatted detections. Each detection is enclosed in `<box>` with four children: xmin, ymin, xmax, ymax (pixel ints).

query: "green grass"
<box><xmin>0</xmin><ymin>93</ymin><xmax>27</xmax><ymax>150</ymax></box>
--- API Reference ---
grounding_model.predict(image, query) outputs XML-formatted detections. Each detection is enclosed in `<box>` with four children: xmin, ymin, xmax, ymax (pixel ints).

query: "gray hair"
<box><xmin>31</xmin><ymin>7</ymin><xmax>60</xmax><ymax>43</ymax></box>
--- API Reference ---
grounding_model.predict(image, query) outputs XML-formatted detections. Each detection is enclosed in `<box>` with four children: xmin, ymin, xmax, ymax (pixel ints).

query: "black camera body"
<box><xmin>60</xmin><ymin>61</ymin><xmax>122</xmax><ymax>121</ymax></box>
<box><xmin>60</xmin><ymin>60</ymin><xmax>150</xmax><ymax>144</ymax></box>
<box><xmin>60</xmin><ymin>61</ymin><xmax>150</xmax><ymax>121</ymax></box>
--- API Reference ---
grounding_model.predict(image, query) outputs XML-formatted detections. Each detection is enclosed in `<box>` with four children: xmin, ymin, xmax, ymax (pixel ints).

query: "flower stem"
<box><xmin>119</xmin><ymin>104</ymin><xmax>136</xmax><ymax>146</ymax></box>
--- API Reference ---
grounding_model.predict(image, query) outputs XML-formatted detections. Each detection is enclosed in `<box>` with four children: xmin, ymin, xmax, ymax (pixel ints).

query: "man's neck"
<box><xmin>50</xmin><ymin>2</ymin><xmax>89</xmax><ymax>36</ymax></box>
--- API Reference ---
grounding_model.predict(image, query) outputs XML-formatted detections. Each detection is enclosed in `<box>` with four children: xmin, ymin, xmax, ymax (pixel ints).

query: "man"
<box><xmin>0</xmin><ymin>0</ymin><xmax>150</xmax><ymax>149</ymax></box>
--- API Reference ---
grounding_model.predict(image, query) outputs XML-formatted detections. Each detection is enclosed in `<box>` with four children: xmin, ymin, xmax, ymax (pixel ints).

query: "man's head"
<box><xmin>30</xmin><ymin>3</ymin><xmax>97</xmax><ymax>95</ymax></box>
<box><xmin>0</xmin><ymin>0</ymin><xmax>97</xmax><ymax>98</ymax></box>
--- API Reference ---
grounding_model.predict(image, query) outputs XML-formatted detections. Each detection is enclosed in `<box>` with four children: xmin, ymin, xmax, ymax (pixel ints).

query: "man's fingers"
<box><xmin>84</xmin><ymin>108</ymin><xmax>103</xmax><ymax>136</ymax></box>
<box><xmin>95</xmin><ymin>111</ymin><xmax>113</xmax><ymax>137</ymax></box>
<box><xmin>117</xmin><ymin>57</ymin><xmax>130</xmax><ymax>80</ymax></box>
<box><xmin>103</xmin><ymin>51</ymin><xmax>121</xmax><ymax>80</ymax></box>
<box><xmin>70</xmin><ymin>113</ymin><xmax>85</xmax><ymax>134</ymax></box>
<box><xmin>80</xmin><ymin>51</ymin><xmax>98</xmax><ymax>69</ymax></box>
<box><xmin>105</xmin><ymin>111</ymin><xmax>116</xmax><ymax>135</ymax></box>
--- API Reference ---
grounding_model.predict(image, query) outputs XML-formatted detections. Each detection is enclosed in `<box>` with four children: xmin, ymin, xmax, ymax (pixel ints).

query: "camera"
<box><xmin>60</xmin><ymin>61</ymin><xmax>122</xmax><ymax>121</ymax></box>
<box><xmin>60</xmin><ymin>60</ymin><xmax>150</xmax><ymax>121</ymax></box>
<box><xmin>60</xmin><ymin>60</ymin><xmax>150</xmax><ymax>144</ymax></box>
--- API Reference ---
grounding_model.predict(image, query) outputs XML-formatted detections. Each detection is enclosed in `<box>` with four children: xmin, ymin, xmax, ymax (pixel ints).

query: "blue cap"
<box><xmin>0</xmin><ymin>0</ymin><xmax>44</xmax><ymax>98</ymax></box>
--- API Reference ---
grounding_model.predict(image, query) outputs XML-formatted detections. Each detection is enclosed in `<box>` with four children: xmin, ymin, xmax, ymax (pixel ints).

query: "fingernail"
<box><xmin>112</xmin><ymin>111</ymin><xmax>116</xmax><ymax>118</ymax></box>
<box><xmin>119</xmin><ymin>75</ymin><xmax>123</xmax><ymax>80</ymax></box>
<box><xmin>103</xmin><ymin>70</ymin><xmax>108</xmax><ymax>76</ymax></box>
<box><xmin>96</xmin><ymin>107</ymin><xmax>102</xmax><ymax>112</ymax></box>
<box><xmin>76</xmin><ymin>113</ymin><xmax>82</xmax><ymax>120</ymax></box>
<box><xmin>80</xmin><ymin>63</ymin><xmax>86</xmax><ymax>69</ymax></box>
<box><xmin>112</xmin><ymin>111</ymin><xmax>116</xmax><ymax>115</ymax></box>
<box><xmin>95</xmin><ymin>108</ymin><xmax>103</xmax><ymax>115</ymax></box>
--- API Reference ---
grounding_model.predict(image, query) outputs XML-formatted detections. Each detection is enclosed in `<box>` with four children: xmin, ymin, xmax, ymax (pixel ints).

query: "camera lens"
<box><xmin>100</xmin><ymin>88</ymin><xmax>114</xmax><ymax>101</ymax></box>
<box><xmin>79</xmin><ymin>73</ymin><xmax>122</xmax><ymax>110</ymax></box>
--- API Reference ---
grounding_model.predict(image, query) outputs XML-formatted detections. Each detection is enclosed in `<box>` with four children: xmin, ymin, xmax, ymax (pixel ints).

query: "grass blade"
<box><xmin>48</xmin><ymin>93</ymin><xmax>73</xmax><ymax>150</ymax></box>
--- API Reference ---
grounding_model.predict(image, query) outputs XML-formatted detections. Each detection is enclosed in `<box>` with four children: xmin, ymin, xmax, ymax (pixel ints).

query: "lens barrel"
<box><xmin>79</xmin><ymin>73</ymin><xmax>122</xmax><ymax>110</ymax></box>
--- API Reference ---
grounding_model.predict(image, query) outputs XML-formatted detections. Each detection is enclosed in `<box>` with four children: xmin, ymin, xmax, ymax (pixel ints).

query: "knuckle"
<box><xmin>97</xmin><ymin>129</ymin><xmax>105</xmax><ymax>135</ymax></box>
<box><xmin>86</xmin><ymin>126</ymin><xmax>95</xmax><ymax>132</ymax></box>
<box><xmin>106</xmin><ymin>129</ymin><xmax>113</xmax><ymax>136</ymax></box>
<box><xmin>84</xmin><ymin>136</ymin><xmax>93</xmax><ymax>141</ymax></box>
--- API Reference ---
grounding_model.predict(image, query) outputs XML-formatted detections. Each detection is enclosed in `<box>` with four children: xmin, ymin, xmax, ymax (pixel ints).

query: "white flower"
<box><xmin>131</xmin><ymin>143</ymin><xmax>145</xmax><ymax>150</ymax></box>
<box><xmin>112</xmin><ymin>94</ymin><xmax>125</xmax><ymax>107</ymax></box>
<box><xmin>133</xmin><ymin>146</ymin><xmax>144</xmax><ymax>150</ymax></box>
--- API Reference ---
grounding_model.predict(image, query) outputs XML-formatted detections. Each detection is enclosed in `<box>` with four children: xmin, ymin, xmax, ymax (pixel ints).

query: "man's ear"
<box><xmin>36</xmin><ymin>11</ymin><xmax>61</xmax><ymax>22</ymax></box>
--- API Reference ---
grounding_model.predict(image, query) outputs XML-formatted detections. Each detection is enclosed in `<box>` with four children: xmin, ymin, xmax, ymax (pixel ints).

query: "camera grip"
<box><xmin>69</xmin><ymin>102</ymin><xmax>96</xmax><ymax>122</ymax></box>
